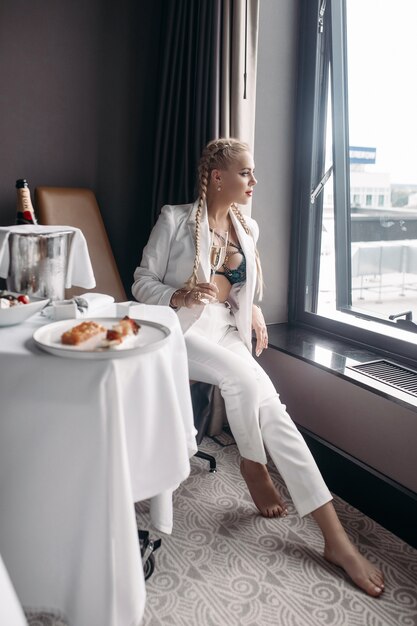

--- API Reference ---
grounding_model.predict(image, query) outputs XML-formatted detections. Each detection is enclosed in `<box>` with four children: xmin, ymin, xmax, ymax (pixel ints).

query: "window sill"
<box><xmin>265</xmin><ymin>322</ymin><xmax>417</xmax><ymax>413</ymax></box>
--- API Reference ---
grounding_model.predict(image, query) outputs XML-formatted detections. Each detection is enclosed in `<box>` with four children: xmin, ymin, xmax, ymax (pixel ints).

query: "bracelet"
<box><xmin>169</xmin><ymin>289</ymin><xmax>182</xmax><ymax>310</ymax></box>
<box><xmin>170</xmin><ymin>289</ymin><xmax>191</xmax><ymax>309</ymax></box>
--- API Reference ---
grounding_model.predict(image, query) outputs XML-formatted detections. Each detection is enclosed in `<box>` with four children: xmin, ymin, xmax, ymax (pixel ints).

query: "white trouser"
<box><xmin>185</xmin><ymin>304</ymin><xmax>332</xmax><ymax>517</ymax></box>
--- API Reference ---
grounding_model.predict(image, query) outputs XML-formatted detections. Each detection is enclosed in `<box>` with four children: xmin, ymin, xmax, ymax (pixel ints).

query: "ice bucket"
<box><xmin>6</xmin><ymin>231</ymin><xmax>73</xmax><ymax>301</ymax></box>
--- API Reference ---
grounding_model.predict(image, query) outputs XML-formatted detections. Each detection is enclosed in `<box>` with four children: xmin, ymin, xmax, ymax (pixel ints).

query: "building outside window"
<box><xmin>291</xmin><ymin>0</ymin><xmax>417</xmax><ymax>361</ymax></box>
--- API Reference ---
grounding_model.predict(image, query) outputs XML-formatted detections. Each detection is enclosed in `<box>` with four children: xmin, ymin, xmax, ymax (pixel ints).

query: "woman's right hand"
<box><xmin>171</xmin><ymin>283</ymin><xmax>219</xmax><ymax>308</ymax></box>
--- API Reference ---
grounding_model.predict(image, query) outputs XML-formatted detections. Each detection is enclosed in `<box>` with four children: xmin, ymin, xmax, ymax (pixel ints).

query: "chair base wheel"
<box><xmin>195</xmin><ymin>449</ymin><xmax>217</xmax><ymax>472</ymax></box>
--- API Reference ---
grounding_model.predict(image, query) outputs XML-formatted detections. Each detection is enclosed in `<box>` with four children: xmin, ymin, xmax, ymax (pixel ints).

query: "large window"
<box><xmin>291</xmin><ymin>0</ymin><xmax>417</xmax><ymax>362</ymax></box>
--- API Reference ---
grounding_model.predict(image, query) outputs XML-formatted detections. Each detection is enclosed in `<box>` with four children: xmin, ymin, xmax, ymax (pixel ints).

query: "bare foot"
<box><xmin>324</xmin><ymin>538</ymin><xmax>385</xmax><ymax>597</ymax></box>
<box><xmin>240</xmin><ymin>458</ymin><xmax>288</xmax><ymax>518</ymax></box>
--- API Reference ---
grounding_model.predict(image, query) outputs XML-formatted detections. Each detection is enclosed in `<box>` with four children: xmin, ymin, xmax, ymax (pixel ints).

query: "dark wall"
<box><xmin>0</xmin><ymin>0</ymin><xmax>163</xmax><ymax>294</ymax></box>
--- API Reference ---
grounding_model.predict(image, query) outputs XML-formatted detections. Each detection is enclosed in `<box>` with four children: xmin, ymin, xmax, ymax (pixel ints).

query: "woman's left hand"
<box><xmin>252</xmin><ymin>305</ymin><xmax>268</xmax><ymax>357</ymax></box>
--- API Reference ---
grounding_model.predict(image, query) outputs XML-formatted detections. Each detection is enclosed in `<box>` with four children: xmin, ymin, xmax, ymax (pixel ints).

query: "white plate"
<box><xmin>33</xmin><ymin>317</ymin><xmax>170</xmax><ymax>359</ymax></box>
<box><xmin>0</xmin><ymin>293</ymin><xmax>50</xmax><ymax>327</ymax></box>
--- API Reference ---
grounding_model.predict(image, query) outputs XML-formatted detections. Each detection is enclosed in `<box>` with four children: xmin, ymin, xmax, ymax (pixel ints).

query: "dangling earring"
<box><xmin>217</xmin><ymin>185</ymin><xmax>221</xmax><ymax>192</ymax></box>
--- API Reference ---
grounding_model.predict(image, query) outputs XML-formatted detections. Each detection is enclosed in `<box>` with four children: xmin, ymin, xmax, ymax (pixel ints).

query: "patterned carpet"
<box><xmin>136</xmin><ymin>435</ymin><xmax>417</xmax><ymax>626</ymax></box>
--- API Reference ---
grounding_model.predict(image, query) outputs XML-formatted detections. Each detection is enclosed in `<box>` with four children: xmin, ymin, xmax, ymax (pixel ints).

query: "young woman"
<box><xmin>132</xmin><ymin>138</ymin><xmax>384</xmax><ymax>597</ymax></box>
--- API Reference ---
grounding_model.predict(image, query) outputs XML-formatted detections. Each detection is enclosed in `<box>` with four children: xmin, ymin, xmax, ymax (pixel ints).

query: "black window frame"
<box><xmin>289</xmin><ymin>0</ymin><xmax>417</xmax><ymax>368</ymax></box>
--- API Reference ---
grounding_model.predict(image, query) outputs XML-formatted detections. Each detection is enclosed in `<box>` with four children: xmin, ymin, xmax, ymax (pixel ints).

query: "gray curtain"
<box><xmin>151</xmin><ymin>0</ymin><xmax>259</xmax><ymax>223</ymax></box>
<box><xmin>151</xmin><ymin>0</ymin><xmax>221</xmax><ymax>221</ymax></box>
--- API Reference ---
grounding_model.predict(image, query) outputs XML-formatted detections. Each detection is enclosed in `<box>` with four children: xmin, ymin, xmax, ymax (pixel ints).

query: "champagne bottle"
<box><xmin>16</xmin><ymin>179</ymin><xmax>38</xmax><ymax>225</ymax></box>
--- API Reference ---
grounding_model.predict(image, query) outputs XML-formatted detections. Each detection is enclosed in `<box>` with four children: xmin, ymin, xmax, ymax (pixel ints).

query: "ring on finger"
<box><xmin>193</xmin><ymin>291</ymin><xmax>201</xmax><ymax>301</ymax></box>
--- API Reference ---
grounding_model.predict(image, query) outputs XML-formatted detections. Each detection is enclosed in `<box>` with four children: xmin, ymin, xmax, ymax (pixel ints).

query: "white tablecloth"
<box><xmin>0</xmin><ymin>303</ymin><xmax>197</xmax><ymax>626</ymax></box>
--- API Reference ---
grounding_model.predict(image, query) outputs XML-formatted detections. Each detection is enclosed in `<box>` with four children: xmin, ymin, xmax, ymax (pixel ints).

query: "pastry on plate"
<box><xmin>61</xmin><ymin>320</ymin><xmax>106</xmax><ymax>345</ymax></box>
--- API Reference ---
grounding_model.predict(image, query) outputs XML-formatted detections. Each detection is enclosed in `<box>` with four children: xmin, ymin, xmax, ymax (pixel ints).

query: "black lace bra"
<box><xmin>215</xmin><ymin>241</ymin><xmax>246</xmax><ymax>285</ymax></box>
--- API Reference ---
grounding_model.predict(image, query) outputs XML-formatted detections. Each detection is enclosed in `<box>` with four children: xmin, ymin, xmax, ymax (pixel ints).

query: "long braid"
<box><xmin>186</xmin><ymin>196</ymin><xmax>204</xmax><ymax>288</ymax></box>
<box><xmin>185</xmin><ymin>153</ymin><xmax>210</xmax><ymax>288</ymax></box>
<box><xmin>231</xmin><ymin>203</ymin><xmax>251</xmax><ymax>235</ymax></box>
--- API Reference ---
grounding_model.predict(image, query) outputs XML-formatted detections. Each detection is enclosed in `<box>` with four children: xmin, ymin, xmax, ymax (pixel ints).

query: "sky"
<box><xmin>345</xmin><ymin>0</ymin><xmax>417</xmax><ymax>185</ymax></box>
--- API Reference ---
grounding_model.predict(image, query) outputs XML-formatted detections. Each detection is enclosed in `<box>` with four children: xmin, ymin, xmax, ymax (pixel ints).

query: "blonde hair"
<box><xmin>186</xmin><ymin>137</ymin><xmax>264</xmax><ymax>300</ymax></box>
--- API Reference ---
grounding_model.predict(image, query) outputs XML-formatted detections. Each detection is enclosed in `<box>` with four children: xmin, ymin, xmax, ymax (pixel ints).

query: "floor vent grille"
<box><xmin>348</xmin><ymin>360</ymin><xmax>417</xmax><ymax>397</ymax></box>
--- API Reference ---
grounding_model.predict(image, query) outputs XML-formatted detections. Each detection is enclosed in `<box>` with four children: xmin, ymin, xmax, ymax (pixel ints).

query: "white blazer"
<box><xmin>132</xmin><ymin>201</ymin><xmax>259</xmax><ymax>350</ymax></box>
